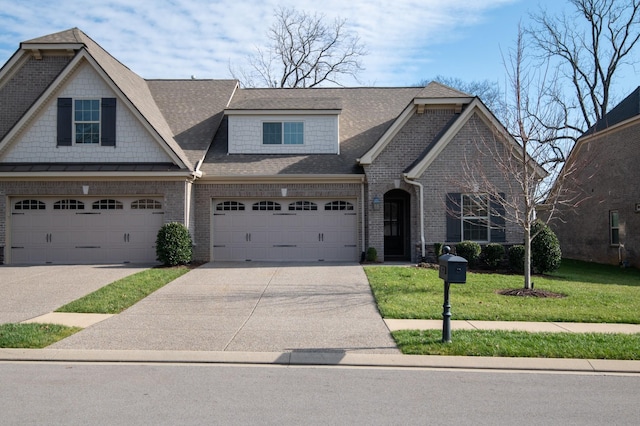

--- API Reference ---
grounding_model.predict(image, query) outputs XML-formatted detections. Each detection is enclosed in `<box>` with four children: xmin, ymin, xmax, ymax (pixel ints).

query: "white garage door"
<box><xmin>212</xmin><ymin>199</ymin><xmax>358</xmax><ymax>262</ymax></box>
<box><xmin>10</xmin><ymin>197</ymin><xmax>164</xmax><ymax>264</ymax></box>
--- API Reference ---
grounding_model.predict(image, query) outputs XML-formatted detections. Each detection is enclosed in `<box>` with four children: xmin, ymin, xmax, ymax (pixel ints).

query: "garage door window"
<box><xmin>15</xmin><ymin>200</ymin><xmax>46</xmax><ymax>210</ymax></box>
<box><xmin>289</xmin><ymin>201</ymin><xmax>318</xmax><ymax>211</ymax></box>
<box><xmin>216</xmin><ymin>201</ymin><xmax>245</xmax><ymax>211</ymax></box>
<box><xmin>252</xmin><ymin>201</ymin><xmax>281</xmax><ymax>211</ymax></box>
<box><xmin>325</xmin><ymin>201</ymin><xmax>354</xmax><ymax>211</ymax></box>
<box><xmin>93</xmin><ymin>199</ymin><xmax>123</xmax><ymax>210</ymax></box>
<box><xmin>54</xmin><ymin>199</ymin><xmax>85</xmax><ymax>210</ymax></box>
<box><xmin>132</xmin><ymin>199</ymin><xmax>162</xmax><ymax>209</ymax></box>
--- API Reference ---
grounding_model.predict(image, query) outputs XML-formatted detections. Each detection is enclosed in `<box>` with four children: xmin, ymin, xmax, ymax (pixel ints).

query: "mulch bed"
<box><xmin>497</xmin><ymin>288</ymin><xmax>566</xmax><ymax>298</ymax></box>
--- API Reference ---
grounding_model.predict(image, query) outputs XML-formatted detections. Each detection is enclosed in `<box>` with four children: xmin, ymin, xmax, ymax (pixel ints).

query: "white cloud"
<box><xmin>0</xmin><ymin>0</ymin><xmax>519</xmax><ymax>85</ymax></box>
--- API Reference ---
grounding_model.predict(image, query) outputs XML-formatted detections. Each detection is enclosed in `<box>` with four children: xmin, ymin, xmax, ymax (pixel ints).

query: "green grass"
<box><xmin>0</xmin><ymin>323</ymin><xmax>81</xmax><ymax>348</ymax></box>
<box><xmin>365</xmin><ymin>260</ymin><xmax>640</xmax><ymax>323</ymax></box>
<box><xmin>56</xmin><ymin>266</ymin><xmax>191</xmax><ymax>314</ymax></box>
<box><xmin>392</xmin><ymin>329</ymin><xmax>640</xmax><ymax>360</ymax></box>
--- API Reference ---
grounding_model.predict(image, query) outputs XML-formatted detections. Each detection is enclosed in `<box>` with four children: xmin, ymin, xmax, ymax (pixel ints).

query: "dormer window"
<box><xmin>263</xmin><ymin>122</ymin><xmax>304</xmax><ymax>145</ymax></box>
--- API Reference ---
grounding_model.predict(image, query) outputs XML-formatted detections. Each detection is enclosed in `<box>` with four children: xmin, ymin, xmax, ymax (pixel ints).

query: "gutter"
<box><xmin>403</xmin><ymin>174</ymin><xmax>425</xmax><ymax>261</ymax></box>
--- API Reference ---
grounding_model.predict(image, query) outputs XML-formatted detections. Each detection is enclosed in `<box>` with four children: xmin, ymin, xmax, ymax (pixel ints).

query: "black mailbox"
<box><xmin>438</xmin><ymin>251</ymin><xmax>467</xmax><ymax>284</ymax></box>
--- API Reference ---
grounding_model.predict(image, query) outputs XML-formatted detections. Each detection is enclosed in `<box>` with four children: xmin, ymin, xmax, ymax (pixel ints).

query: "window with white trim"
<box><xmin>74</xmin><ymin>99</ymin><xmax>101</xmax><ymax>144</ymax></box>
<box><xmin>216</xmin><ymin>201</ymin><xmax>245</xmax><ymax>211</ymax></box>
<box><xmin>132</xmin><ymin>199</ymin><xmax>162</xmax><ymax>210</ymax></box>
<box><xmin>263</xmin><ymin>122</ymin><xmax>304</xmax><ymax>145</ymax></box>
<box><xmin>15</xmin><ymin>200</ymin><xmax>46</xmax><ymax>210</ymax></box>
<box><xmin>325</xmin><ymin>201</ymin><xmax>354</xmax><ymax>211</ymax></box>
<box><xmin>92</xmin><ymin>199</ymin><xmax>123</xmax><ymax>210</ymax></box>
<box><xmin>462</xmin><ymin>194</ymin><xmax>489</xmax><ymax>241</ymax></box>
<box><xmin>610</xmin><ymin>210</ymin><xmax>620</xmax><ymax>245</ymax></box>
<box><xmin>54</xmin><ymin>199</ymin><xmax>85</xmax><ymax>210</ymax></box>
<box><xmin>252</xmin><ymin>201</ymin><xmax>281</xmax><ymax>211</ymax></box>
<box><xmin>289</xmin><ymin>201</ymin><xmax>317</xmax><ymax>211</ymax></box>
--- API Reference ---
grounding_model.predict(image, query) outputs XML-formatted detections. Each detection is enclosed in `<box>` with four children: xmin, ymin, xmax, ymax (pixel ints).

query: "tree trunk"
<box><xmin>524</xmin><ymin>227</ymin><xmax>532</xmax><ymax>289</ymax></box>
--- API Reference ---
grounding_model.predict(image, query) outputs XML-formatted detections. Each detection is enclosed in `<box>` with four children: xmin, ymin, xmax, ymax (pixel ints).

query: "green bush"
<box><xmin>483</xmin><ymin>243</ymin><xmax>505</xmax><ymax>270</ymax></box>
<box><xmin>531</xmin><ymin>220</ymin><xmax>562</xmax><ymax>274</ymax></box>
<box><xmin>156</xmin><ymin>222</ymin><xmax>193</xmax><ymax>266</ymax></box>
<box><xmin>366</xmin><ymin>247</ymin><xmax>378</xmax><ymax>262</ymax></box>
<box><xmin>455</xmin><ymin>240</ymin><xmax>481</xmax><ymax>267</ymax></box>
<box><xmin>433</xmin><ymin>243</ymin><xmax>443</xmax><ymax>259</ymax></box>
<box><xmin>508</xmin><ymin>245</ymin><xmax>525</xmax><ymax>273</ymax></box>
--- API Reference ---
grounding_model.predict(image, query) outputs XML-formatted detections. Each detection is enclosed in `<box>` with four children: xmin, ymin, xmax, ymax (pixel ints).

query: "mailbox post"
<box><xmin>438</xmin><ymin>246</ymin><xmax>467</xmax><ymax>343</ymax></box>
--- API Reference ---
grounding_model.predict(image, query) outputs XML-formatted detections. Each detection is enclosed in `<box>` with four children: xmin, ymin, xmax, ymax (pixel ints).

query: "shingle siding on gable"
<box><xmin>1</xmin><ymin>63</ymin><xmax>171</xmax><ymax>163</ymax></box>
<box><xmin>0</xmin><ymin>55</ymin><xmax>72</xmax><ymax>140</ymax></box>
<box><xmin>228</xmin><ymin>115</ymin><xmax>338</xmax><ymax>154</ymax></box>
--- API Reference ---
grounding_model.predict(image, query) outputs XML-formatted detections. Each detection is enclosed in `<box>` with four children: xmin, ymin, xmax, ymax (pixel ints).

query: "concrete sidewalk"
<box><xmin>1</xmin><ymin>348</ymin><xmax>639</xmax><ymax>374</ymax></box>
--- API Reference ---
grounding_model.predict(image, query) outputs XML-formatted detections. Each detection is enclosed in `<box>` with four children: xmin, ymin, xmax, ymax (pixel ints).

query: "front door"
<box><xmin>384</xmin><ymin>189</ymin><xmax>410</xmax><ymax>260</ymax></box>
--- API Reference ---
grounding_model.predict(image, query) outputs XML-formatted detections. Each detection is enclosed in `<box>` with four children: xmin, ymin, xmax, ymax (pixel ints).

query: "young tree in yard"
<box><xmin>233</xmin><ymin>7</ymin><xmax>367</xmax><ymax>88</ymax></box>
<box><xmin>455</xmin><ymin>28</ymin><xmax>587</xmax><ymax>290</ymax></box>
<box><xmin>529</xmin><ymin>0</ymin><xmax>640</xmax><ymax>133</ymax></box>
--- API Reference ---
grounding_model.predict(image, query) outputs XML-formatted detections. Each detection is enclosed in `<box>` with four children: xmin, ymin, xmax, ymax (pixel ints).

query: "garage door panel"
<box><xmin>212</xmin><ymin>198</ymin><xmax>358</xmax><ymax>262</ymax></box>
<box><xmin>10</xmin><ymin>197</ymin><xmax>163</xmax><ymax>264</ymax></box>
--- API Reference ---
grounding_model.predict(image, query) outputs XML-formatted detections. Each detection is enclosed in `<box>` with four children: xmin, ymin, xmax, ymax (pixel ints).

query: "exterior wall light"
<box><xmin>372</xmin><ymin>195</ymin><xmax>382</xmax><ymax>210</ymax></box>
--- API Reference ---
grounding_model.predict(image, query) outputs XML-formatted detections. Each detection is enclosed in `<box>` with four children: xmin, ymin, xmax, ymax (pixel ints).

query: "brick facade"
<box><xmin>364</xmin><ymin>108</ymin><xmax>524</xmax><ymax>262</ymax></box>
<box><xmin>551</xmin><ymin>121</ymin><xmax>640</xmax><ymax>268</ymax></box>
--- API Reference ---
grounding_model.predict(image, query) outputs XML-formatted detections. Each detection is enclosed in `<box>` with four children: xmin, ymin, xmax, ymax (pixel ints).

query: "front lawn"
<box><xmin>0</xmin><ymin>323</ymin><xmax>81</xmax><ymax>348</ymax></box>
<box><xmin>365</xmin><ymin>259</ymin><xmax>640</xmax><ymax>323</ymax></box>
<box><xmin>56</xmin><ymin>266</ymin><xmax>191</xmax><ymax>314</ymax></box>
<box><xmin>392</xmin><ymin>329</ymin><xmax>640</xmax><ymax>359</ymax></box>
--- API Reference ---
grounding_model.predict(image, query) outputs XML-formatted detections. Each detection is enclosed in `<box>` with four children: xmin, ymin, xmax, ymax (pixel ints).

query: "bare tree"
<box><xmin>529</xmin><ymin>0</ymin><xmax>640</xmax><ymax>132</ymax></box>
<box><xmin>233</xmin><ymin>7</ymin><xmax>367</xmax><ymax>88</ymax></box>
<box><xmin>455</xmin><ymin>27</ymin><xmax>588</xmax><ymax>290</ymax></box>
<box><xmin>418</xmin><ymin>76</ymin><xmax>505</xmax><ymax>120</ymax></box>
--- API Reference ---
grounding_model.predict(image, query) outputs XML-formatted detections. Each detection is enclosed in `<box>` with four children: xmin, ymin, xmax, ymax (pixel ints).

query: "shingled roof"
<box><xmin>201</xmin><ymin>87</ymin><xmax>427</xmax><ymax>176</ymax></box>
<box><xmin>584</xmin><ymin>86</ymin><xmax>640</xmax><ymax>135</ymax></box>
<box><xmin>16</xmin><ymin>28</ymin><xmax>238</xmax><ymax>170</ymax></box>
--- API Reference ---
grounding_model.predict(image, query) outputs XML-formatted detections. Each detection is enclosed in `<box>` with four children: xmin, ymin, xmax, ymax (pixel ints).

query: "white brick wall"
<box><xmin>1</xmin><ymin>62</ymin><xmax>172</xmax><ymax>163</ymax></box>
<box><xmin>228</xmin><ymin>115</ymin><xmax>339</xmax><ymax>154</ymax></box>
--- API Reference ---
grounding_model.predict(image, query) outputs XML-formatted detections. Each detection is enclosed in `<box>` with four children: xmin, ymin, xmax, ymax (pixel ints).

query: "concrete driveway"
<box><xmin>50</xmin><ymin>262</ymin><xmax>400</xmax><ymax>354</ymax></box>
<box><xmin>0</xmin><ymin>264</ymin><xmax>150</xmax><ymax>324</ymax></box>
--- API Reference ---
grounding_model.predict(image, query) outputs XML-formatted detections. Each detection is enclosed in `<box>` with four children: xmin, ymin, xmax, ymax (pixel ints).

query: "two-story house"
<box><xmin>0</xmin><ymin>28</ymin><xmax>530</xmax><ymax>265</ymax></box>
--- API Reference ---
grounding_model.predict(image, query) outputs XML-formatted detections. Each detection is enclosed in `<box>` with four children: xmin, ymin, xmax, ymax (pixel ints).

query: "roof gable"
<box><xmin>404</xmin><ymin>98</ymin><xmax>546</xmax><ymax>180</ymax></box>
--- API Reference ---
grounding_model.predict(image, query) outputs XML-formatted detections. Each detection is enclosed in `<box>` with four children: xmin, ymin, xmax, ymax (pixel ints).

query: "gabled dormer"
<box><xmin>224</xmin><ymin>90</ymin><xmax>342</xmax><ymax>154</ymax></box>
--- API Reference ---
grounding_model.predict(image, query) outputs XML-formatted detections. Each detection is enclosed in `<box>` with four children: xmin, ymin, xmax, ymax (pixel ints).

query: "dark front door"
<box><xmin>384</xmin><ymin>190</ymin><xmax>410</xmax><ymax>260</ymax></box>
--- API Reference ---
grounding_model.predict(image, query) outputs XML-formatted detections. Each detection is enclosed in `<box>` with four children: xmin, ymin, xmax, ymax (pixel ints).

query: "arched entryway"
<box><xmin>384</xmin><ymin>189</ymin><xmax>411</xmax><ymax>261</ymax></box>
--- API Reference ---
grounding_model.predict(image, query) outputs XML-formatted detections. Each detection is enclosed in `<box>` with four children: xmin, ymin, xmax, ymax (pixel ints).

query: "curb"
<box><xmin>1</xmin><ymin>349</ymin><xmax>639</xmax><ymax>374</ymax></box>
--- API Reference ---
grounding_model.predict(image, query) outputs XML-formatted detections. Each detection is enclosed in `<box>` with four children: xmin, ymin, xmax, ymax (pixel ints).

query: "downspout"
<box><xmin>403</xmin><ymin>174</ymin><xmax>425</xmax><ymax>261</ymax></box>
<box><xmin>361</xmin><ymin>181</ymin><xmax>366</xmax><ymax>262</ymax></box>
<box><xmin>185</xmin><ymin>159</ymin><xmax>204</xmax><ymax>230</ymax></box>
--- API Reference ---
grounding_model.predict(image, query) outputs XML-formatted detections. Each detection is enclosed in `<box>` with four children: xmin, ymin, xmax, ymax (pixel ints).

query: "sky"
<box><xmin>0</xmin><ymin>0</ymin><xmax>637</xmax><ymax>98</ymax></box>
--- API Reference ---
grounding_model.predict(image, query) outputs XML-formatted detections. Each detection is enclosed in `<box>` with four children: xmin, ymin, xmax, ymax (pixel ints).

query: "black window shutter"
<box><xmin>56</xmin><ymin>98</ymin><xmax>72</xmax><ymax>146</ymax></box>
<box><xmin>446</xmin><ymin>193</ymin><xmax>462</xmax><ymax>242</ymax></box>
<box><xmin>490</xmin><ymin>193</ymin><xmax>506</xmax><ymax>242</ymax></box>
<box><xmin>101</xmin><ymin>98</ymin><xmax>116</xmax><ymax>146</ymax></box>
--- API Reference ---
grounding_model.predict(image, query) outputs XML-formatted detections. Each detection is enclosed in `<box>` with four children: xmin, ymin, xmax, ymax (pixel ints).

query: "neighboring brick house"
<box><xmin>0</xmin><ymin>28</ymin><xmax>529</xmax><ymax>265</ymax></box>
<box><xmin>550</xmin><ymin>88</ymin><xmax>640</xmax><ymax>268</ymax></box>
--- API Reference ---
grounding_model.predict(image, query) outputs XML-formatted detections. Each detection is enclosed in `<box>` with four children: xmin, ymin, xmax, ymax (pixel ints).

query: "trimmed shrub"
<box><xmin>455</xmin><ymin>240</ymin><xmax>481</xmax><ymax>267</ymax></box>
<box><xmin>366</xmin><ymin>247</ymin><xmax>378</xmax><ymax>262</ymax></box>
<box><xmin>156</xmin><ymin>222</ymin><xmax>193</xmax><ymax>266</ymax></box>
<box><xmin>433</xmin><ymin>243</ymin><xmax>443</xmax><ymax>260</ymax></box>
<box><xmin>531</xmin><ymin>220</ymin><xmax>562</xmax><ymax>274</ymax></box>
<box><xmin>483</xmin><ymin>243</ymin><xmax>505</xmax><ymax>270</ymax></box>
<box><xmin>508</xmin><ymin>245</ymin><xmax>525</xmax><ymax>273</ymax></box>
